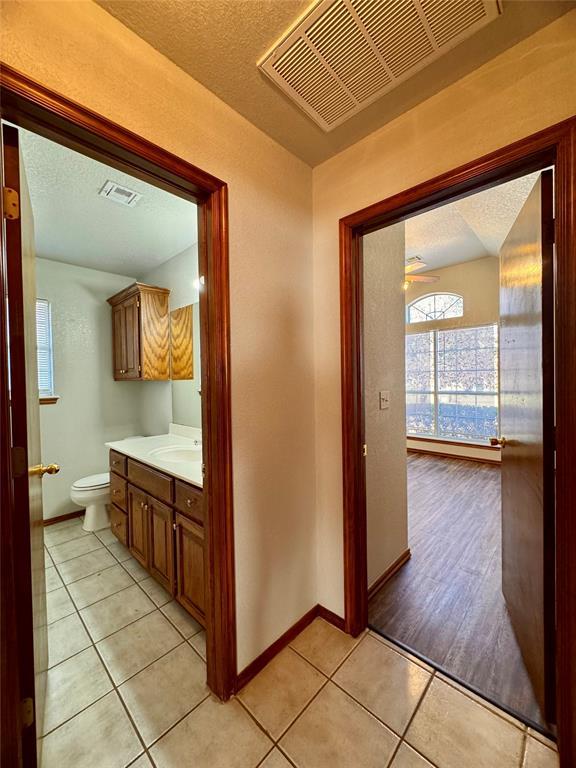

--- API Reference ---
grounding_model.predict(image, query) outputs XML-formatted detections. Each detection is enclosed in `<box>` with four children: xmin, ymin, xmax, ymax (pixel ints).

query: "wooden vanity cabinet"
<box><xmin>107</xmin><ymin>282</ymin><xmax>171</xmax><ymax>381</ymax></box>
<box><xmin>175</xmin><ymin>513</ymin><xmax>205</xmax><ymax>624</ymax></box>
<box><xmin>148</xmin><ymin>497</ymin><xmax>175</xmax><ymax>594</ymax></box>
<box><xmin>127</xmin><ymin>484</ymin><xmax>149</xmax><ymax>568</ymax></box>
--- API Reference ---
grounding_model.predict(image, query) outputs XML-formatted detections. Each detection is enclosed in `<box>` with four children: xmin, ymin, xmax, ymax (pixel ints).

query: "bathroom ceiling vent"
<box><xmin>99</xmin><ymin>181</ymin><xmax>142</xmax><ymax>207</ymax></box>
<box><xmin>259</xmin><ymin>0</ymin><xmax>502</xmax><ymax>132</ymax></box>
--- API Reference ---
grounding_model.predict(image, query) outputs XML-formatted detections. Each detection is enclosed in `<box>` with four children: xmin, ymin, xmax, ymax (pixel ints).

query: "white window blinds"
<box><xmin>36</xmin><ymin>299</ymin><xmax>54</xmax><ymax>397</ymax></box>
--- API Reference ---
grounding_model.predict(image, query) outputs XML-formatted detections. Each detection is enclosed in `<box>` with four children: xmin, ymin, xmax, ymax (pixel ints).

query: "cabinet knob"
<box><xmin>140</xmin><ymin>501</ymin><xmax>144</xmax><ymax>508</ymax></box>
<box><xmin>112</xmin><ymin>489</ymin><xmax>119</xmax><ymax>495</ymax></box>
<box><xmin>186</xmin><ymin>498</ymin><xmax>192</xmax><ymax>507</ymax></box>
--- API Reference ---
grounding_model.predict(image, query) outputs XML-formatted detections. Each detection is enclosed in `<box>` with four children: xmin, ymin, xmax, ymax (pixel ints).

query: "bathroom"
<box><xmin>23</xmin><ymin>128</ymin><xmax>211</xmax><ymax>759</ymax></box>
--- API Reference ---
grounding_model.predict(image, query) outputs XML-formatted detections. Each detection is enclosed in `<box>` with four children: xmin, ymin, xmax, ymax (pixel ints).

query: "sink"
<box><xmin>148</xmin><ymin>446</ymin><xmax>202</xmax><ymax>463</ymax></box>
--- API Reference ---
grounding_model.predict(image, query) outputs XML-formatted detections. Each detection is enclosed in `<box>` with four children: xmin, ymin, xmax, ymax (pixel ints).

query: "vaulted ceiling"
<box><xmin>95</xmin><ymin>0</ymin><xmax>574</xmax><ymax>165</ymax></box>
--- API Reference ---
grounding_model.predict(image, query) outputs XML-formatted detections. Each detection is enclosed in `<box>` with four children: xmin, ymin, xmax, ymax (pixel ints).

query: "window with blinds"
<box><xmin>36</xmin><ymin>299</ymin><xmax>54</xmax><ymax>397</ymax></box>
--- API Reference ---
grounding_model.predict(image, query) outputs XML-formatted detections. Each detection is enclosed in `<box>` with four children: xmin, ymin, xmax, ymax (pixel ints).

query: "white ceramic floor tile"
<box><xmin>48</xmin><ymin>534</ymin><xmax>103</xmax><ymax>564</ymax></box>
<box><xmin>108</xmin><ymin>541</ymin><xmax>132</xmax><ymax>562</ymax></box>
<box><xmin>238</xmin><ymin>647</ymin><xmax>326</xmax><ymax>740</ymax></box>
<box><xmin>45</xmin><ymin>548</ymin><xmax>54</xmax><ymax>568</ymax></box>
<box><xmin>95</xmin><ymin>527</ymin><xmax>117</xmax><ymax>546</ymax></box>
<box><xmin>161</xmin><ymin>600</ymin><xmax>202</xmax><ymax>638</ymax></box>
<box><xmin>436</xmin><ymin>672</ymin><xmax>524</xmax><ymax>727</ymax></box>
<box><xmin>150</xmin><ymin>697</ymin><xmax>272</xmax><ymax>768</ymax></box>
<box><xmin>368</xmin><ymin>632</ymin><xmax>433</xmax><ymax>672</ymax></box>
<box><xmin>528</xmin><ymin>729</ymin><xmax>558</xmax><ymax>751</ymax></box>
<box><xmin>41</xmin><ymin>691</ymin><xmax>143</xmax><ymax>768</ymax></box>
<box><xmin>80</xmin><ymin>584</ymin><xmax>155</xmax><ymax>642</ymax></box>
<box><xmin>189</xmin><ymin>630</ymin><xmax>206</xmax><ymax>660</ymax></box>
<box><xmin>333</xmin><ymin>634</ymin><xmax>431</xmax><ymax>733</ymax></box>
<box><xmin>127</xmin><ymin>756</ymin><xmax>154</xmax><ymax>768</ymax></box>
<box><xmin>405</xmin><ymin>677</ymin><xmax>525</xmax><ymax>768</ymax></box>
<box><xmin>139</xmin><ymin>577</ymin><xmax>172</xmax><ymax>607</ymax></box>
<box><xmin>119</xmin><ymin>642</ymin><xmax>208</xmax><ymax>746</ymax></box>
<box><xmin>46</xmin><ymin>587</ymin><xmax>76</xmax><ymax>625</ymax></box>
<box><xmin>97</xmin><ymin>611</ymin><xmax>182</xmax><ymax>684</ymax></box>
<box><xmin>44</xmin><ymin>521</ymin><xmax>90</xmax><ymax>548</ymax></box>
<box><xmin>56</xmin><ymin>548</ymin><xmax>117</xmax><ymax>584</ymax></box>
<box><xmin>279</xmin><ymin>681</ymin><xmax>398</xmax><ymax>768</ymax></box>
<box><xmin>47</xmin><ymin>613</ymin><xmax>91</xmax><ymax>668</ymax></box>
<box><xmin>45</xmin><ymin>566</ymin><xmax>64</xmax><ymax>593</ymax></box>
<box><xmin>68</xmin><ymin>564</ymin><xmax>134</xmax><ymax>609</ymax></box>
<box><xmin>523</xmin><ymin>737</ymin><xmax>560</xmax><ymax>768</ymax></box>
<box><xmin>390</xmin><ymin>743</ymin><xmax>435</xmax><ymax>768</ymax></box>
<box><xmin>42</xmin><ymin>647</ymin><xmax>113</xmax><ymax>735</ymax></box>
<box><xmin>122</xmin><ymin>557</ymin><xmax>150</xmax><ymax>582</ymax></box>
<box><xmin>290</xmin><ymin>618</ymin><xmax>361</xmax><ymax>676</ymax></box>
<box><xmin>259</xmin><ymin>748</ymin><xmax>294</xmax><ymax>768</ymax></box>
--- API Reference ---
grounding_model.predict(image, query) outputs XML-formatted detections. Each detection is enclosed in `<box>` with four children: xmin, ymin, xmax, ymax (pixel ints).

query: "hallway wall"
<box><xmin>312</xmin><ymin>10</ymin><xmax>576</xmax><ymax>615</ymax></box>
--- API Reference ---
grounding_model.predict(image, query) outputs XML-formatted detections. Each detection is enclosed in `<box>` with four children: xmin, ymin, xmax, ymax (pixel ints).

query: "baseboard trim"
<box><xmin>235</xmin><ymin>603</ymin><xmax>346</xmax><ymax>692</ymax></box>
<box><xmin>407</xmin><ymin>447</ymin><xmax>501</xmax><ymax>465</ymax></box>
<box><xmin>368</xmin><ymin>548</ymin><xmax>411</xmax><ymax>600</ymax></box>
<box><xmin>43</xmin><ymin>510</ymin><xmax>84</xmax><ymax>527</ymax></box>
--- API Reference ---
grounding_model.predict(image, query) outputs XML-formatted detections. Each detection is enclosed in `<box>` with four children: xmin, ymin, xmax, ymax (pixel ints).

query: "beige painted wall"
<box><xmin>405</xmin><ymin>256</ymin><xmax>499</xmax><ymax>332</ymax></box>
<box><xmin>2</xmin><ymin>0</ymin><xmax>315</xmax><ymax>670</ymax></box>
<box><xmin>36</xmin><ymin>259</ymin><xmax>144</xmax><ymax>520</ymax></box>
<box><xmin>313</xmin><ymin>11</ymin><xmax>576</xmax><ymax>615</ymax></box>
<box><xmin>363</xmin><ymin>225</ymin><xmax>408</xmax><ymax>588</ymax></box>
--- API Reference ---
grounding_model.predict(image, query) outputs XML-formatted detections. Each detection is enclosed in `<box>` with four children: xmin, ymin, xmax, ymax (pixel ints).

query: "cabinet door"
<box><xmin>174</xmin><ymin>513</ymin><xmax>205</xmax><ymax>625</ymax></box>
<box><xmin>122</xmin><ymin>295</ymin><xmax>140</xmax><ymax>379</ymax></box>
<box><xmin>149</xmin><ymin>498</ymin><xmax>175</xmax><ymax>594</ymax></box>
<box><xmin>127</xmin><ymin>484</ymin><xmax>149</xmax><ymax>567</ymax></box>
<box><xmin>112</xmin><ymin>303</ymin><xmax>126</xmax><ymax>379</ymax></box>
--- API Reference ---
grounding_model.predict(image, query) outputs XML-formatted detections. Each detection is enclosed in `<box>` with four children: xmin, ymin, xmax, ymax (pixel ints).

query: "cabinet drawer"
<box><xmin>174</xmin><ymin>480</ymin><xmax>204</xmax><ymax>525</ymax></box>
<box><xmin>110</xmin><ymin>504</ymin><xmax>128</xmax><ymax>546</ymax></box>
<box><xmin>127</xmin><ymin>459</ymin><xmax>173</xmax><ymax>503</ymax></box>
<box><xmin>109</xmin><ymin>472</ymin><xmax>127</xmax><ymax>511</ymax></box>
<box><xmin>109</xmin><ymin>450</ymin><xmax>127</xmax><ymax>476</ymax></box>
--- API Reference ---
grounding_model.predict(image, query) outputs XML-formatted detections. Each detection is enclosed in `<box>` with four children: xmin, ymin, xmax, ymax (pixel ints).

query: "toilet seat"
<box><xmin>71</xmin><ymin>472</ymin><xmax>110</xmax><ymax>491</ymax></box>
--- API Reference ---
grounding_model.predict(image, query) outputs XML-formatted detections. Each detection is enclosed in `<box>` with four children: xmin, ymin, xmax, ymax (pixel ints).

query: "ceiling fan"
<box><xmin>404</xmin><ymin>255</ymin><xmax>440</xmax><ymax>285</ymax></box>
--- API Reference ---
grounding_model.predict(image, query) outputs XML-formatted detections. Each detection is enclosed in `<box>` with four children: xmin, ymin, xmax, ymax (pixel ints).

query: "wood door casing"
<box><xmin>149</xmin><ymin>498</ymin><xmax>175</xmax><ymax>594</ymax></box>
<box><xmin>127</xmin><ymin>484</ymin><xmax>149</xmax><ymax>567</ymax></box>
<box><xmin>500</xmin><ymin>170</ymin><xmax>555</xmax><ymax>723</ymax></box>
<box><xmin>175</xmin><ymin>512</ymin><xmax>205</xmax><ymax>625</ymax></box>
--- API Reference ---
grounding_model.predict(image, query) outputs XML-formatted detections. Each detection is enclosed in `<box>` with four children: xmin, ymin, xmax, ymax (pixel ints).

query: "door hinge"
<box><xmin>362</xmin><ymin>444</ymin><xmax>368</xmax><ymax>457</ymax></box>
<box><xmin>11</xmin><ymin>446</ymin><xmax>27</xmax><ymax>478</ymax></box>
<box><xmin>21</xmin><ymin>697</ymin><xmax>34</xmax><ymax>729</ymax></box>
<box><xmin>201</xmin><ymin>463</ymin><xmax>206</xmax><ymax>478</ymax></box>
<box><xmin>138</xmin><ymin>365</ymin><xmax>141</xmax><ymax>373</ymax></box>
<box><xmin>3</xmin><ymin>187</ymin><xmax>19</xmax><ymax>220</ymax></box>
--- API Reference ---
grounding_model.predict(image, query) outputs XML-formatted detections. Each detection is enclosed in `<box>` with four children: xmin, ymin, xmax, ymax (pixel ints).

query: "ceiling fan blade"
<box><xmin>405</xmin><ymin>274</ymin><xmax>440</xmax><ymax>283</ymax></box>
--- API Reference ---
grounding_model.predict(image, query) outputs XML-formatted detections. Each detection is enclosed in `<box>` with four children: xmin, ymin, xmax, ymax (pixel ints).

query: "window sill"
<box><xmin>407</xmin><ymin>435</ymin><xmax>500</xmax><ymax>450</ymax></box>
<box><xmin>40</xmin><ymin>396</ymin><xmax>59</xmax><ymax>405</ymax></box>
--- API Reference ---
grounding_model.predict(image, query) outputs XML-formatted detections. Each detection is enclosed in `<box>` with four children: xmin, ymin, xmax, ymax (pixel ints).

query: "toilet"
<box><xmin>70</xmin><ymin>473</ymin><xmax>111</xmax><ymax>532</ymax></box>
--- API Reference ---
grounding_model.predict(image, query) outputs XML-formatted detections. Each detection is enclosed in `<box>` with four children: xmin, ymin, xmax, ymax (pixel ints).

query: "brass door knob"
<box><xmin>490</xmin><ymin>437</ymin><xmax>507</xmax><ymax>448</ymax></box>
<box><xmin>29</xmin><ymin>463</ymin><xmax>60</xmax><ymax>477</ymax></box>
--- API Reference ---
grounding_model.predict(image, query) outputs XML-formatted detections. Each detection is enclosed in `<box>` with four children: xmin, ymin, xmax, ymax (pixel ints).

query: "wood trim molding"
<box><xmin>39</xmin><ymin>396</ymin><xmax>59</xmax><ymax>405</ymax></box>
<box><xmin>0</xmin><ymin>65</ymin><xmax>236</xmax><ymax>719</ymax></box>
<box><xmin>43</xmin><ymin>510</ymin><xmax>83</xmax><ymax>527</ymax></box>
<box><xmin>339</xmin><ymin>116</ymin><xmax>576</xmax><ymax>766</ymax></box>
<box><xmin>368</xmin><ymin>549</ymin><xmax>411</xmax><ymax>600</ymax></box>
<box><xmin>235</xmin><ymin>604</ymin><xmax>346</xmax><ymax>691</ymax></box>
<box><xmin>407</xmin><ymin>435</ymin><xmax>500</xmax><ymax>451</ymax></box>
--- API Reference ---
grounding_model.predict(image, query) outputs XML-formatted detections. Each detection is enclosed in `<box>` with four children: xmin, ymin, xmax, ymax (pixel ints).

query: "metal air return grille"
<box><xmin>259</xmin><ymin>0</ymin><xmax>501</xmax><ymax>131</ymax></box>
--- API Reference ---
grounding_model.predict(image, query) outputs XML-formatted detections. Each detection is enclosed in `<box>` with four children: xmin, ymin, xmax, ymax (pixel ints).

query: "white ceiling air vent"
<box><xmin>99</xmin><ymin>180</ymin><xmax>142</xmax><ymax>207</ymax></box>
<box><xmin>259</xmin><ymin>0</ymin><xmax>502</xmax><ymax>132</ymax></box>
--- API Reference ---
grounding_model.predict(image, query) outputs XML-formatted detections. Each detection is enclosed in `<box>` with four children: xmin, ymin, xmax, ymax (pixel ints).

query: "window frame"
<box><xmin>405</xmin><ymin>322</ymin><xmax>500</xmax><ymax>444</ymax></box>
<box><xmin>406</xmin><ymin>291</ymin><xmax>464</xmax><ymax>324</ymax></box>
<box><xmin>35</xmin><ymin>298</ymin><xmax>58</xmax><ymax>404</ymax></box>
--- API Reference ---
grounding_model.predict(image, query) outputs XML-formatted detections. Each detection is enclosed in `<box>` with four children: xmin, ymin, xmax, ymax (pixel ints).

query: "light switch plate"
<box><xmin>379</xmin><ymin>391</ymin><xmax>390</xmax><ymax>410</ymax></box>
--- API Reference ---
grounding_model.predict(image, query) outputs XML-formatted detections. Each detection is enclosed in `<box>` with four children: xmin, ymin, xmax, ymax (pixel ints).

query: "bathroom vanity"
<box><xmin>106</xmin><ymin>432</ymin><xmax>205</xmax><ymax>627</ymax></box>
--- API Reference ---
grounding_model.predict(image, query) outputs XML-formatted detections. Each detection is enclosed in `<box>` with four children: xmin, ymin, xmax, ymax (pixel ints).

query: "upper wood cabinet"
<box><xmin>107</xmin><ymin>282</ymin><xmax>170</xmax><ymax>381</ymax></box>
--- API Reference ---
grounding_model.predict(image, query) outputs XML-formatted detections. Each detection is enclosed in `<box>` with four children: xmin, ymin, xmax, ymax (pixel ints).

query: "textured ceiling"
<box><xmin>405</xmin><ymin>171</ymin><xmax>540</xmax><ymax>270</ymax></box>
<box><xmin>94</xmin><ymin>0</ymin><xmax>575</xmax><ymax>166</ymax></box>
<box><xmin>20</xmin><ymin>130</ymin><xmax>197</xmax><ymax>276</ymax></box>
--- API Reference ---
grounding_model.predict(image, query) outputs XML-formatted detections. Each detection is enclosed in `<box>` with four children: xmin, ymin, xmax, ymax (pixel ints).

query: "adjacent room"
<box><xmin>364</xmin><ymin>170</ymin><xmax>553</xmax><ymax>731</ymax></box>
<box><xmin>20</xmin><ymin>129</ymin><xmax>210</xmax><ymax>762</ymax></box>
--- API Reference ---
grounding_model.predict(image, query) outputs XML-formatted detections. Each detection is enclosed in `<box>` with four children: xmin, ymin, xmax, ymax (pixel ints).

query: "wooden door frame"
<box><xmin>340</xmin><ymin>117</ymin><xmax>576</xmax><ymax>762</ymax></box>
<box><xmin>0</xmin><ymin>63</ymin><xmax>237</xmax><ymax>755</ymax></box>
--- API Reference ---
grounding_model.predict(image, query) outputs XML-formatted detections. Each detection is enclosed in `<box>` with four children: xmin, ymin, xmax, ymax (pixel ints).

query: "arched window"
<box><xmin>407</xmin><ymin>292</ymin><xmax>463</xmax><ymax>324</ymax></box>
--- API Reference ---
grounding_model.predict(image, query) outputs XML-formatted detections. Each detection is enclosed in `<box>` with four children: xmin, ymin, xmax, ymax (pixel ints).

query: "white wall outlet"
<box><xmin>379</xmin><ymin>390</ymin><xmax>390</xmax><ymax>410</ymax></box>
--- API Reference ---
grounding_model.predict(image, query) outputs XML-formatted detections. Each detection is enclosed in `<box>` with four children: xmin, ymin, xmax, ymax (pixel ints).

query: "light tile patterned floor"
<box><xmin>41</xmin><ymin>518</ymin><xmax>559</xmax><ymax>768</ymax></box>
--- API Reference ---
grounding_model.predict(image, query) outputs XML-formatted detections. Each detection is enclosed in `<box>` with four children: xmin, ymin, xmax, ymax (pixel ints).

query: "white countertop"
<box><xmin>106</xmin><ymin>428</ymin><xmax>203</xmax><ymax>488</ymax></box>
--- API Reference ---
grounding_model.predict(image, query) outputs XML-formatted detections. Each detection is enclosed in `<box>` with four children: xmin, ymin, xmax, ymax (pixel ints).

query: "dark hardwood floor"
<box><xmin>369</xmin><ymin>452</ymin><xmax>544</xmax><ymax>729</ymax></box>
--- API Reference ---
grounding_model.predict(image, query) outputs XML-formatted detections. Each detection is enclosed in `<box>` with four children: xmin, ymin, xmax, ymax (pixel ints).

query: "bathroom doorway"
<box><xmin>338</xmin><ymin>119</ymin><xmax>576</xmax><ymax>765</ymax></box>
<box><xmin>1</xmin><ymin>69</ymin><xmax>235</xmax><ymax>767</ymax></box>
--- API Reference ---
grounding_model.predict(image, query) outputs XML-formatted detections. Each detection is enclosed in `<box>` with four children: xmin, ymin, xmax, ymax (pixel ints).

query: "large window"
<box><xmin>36</xmin><ymin>298</ymin><xmax>55</xmax><ymax>398</ymax></box>
<box><xmin>406</xmin><ymin>324</ymin><xmax>499</xmax><ymax>442</ymax></box>
<box><xmin>407</xmin><ymin>293</ymin><xmax>463</xmax><ymax>324</ymax></box>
